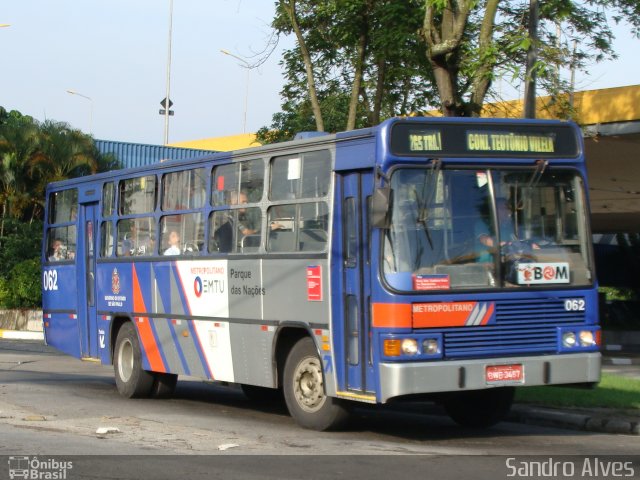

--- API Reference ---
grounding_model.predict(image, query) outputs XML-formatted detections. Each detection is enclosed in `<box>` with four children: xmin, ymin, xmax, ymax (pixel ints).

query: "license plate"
<box><xmin>486</xmin><ymin>364</ymin><xmax>524</xmax><ymax>383</ymax></box>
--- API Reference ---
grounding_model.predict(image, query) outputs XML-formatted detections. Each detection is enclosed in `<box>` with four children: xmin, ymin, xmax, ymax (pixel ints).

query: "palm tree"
<box><xmin>28</xmin><ymin>120</ymin><xmax>103</xmax><ymax>220</ymax></box>
<box><xmin>0</xmin><ymin>112</ymin><xmax>40</xmax><ymax>237</ymax></box>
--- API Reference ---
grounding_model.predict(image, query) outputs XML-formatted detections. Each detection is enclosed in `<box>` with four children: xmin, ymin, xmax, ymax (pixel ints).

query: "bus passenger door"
<box><xmin>341</xmin><ymin>172</ymin><xmax>375</xmax><ymax>394</ymax></box>
<box><xmin>77</xmin><ymin>202</ymin><xmax>99</xmax><ymax>358</ymax></box>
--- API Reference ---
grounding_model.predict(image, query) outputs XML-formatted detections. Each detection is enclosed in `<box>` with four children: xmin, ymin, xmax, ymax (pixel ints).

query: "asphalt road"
<box><xmin>1</xmin><ymin>339</ymin><xmax>638</xmax><ymax>479</ymax></box>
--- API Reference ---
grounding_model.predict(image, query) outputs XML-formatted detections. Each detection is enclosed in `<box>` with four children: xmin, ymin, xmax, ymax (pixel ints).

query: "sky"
<box><xmin>1</xmin><ymin>1</ymin><xmax>639</xmax><ymax>146</ymax></box>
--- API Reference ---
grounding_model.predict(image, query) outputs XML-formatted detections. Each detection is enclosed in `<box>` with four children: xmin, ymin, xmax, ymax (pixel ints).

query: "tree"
<box><xmin>263</xmin><ymin>0</ymin><xmax>640</xmax><ymax>137</ymax></box>
<box><xmin>0</xmin><ymin>110</ymin><xmax>121</xmax><ymax>225</ymax></box>
<box><xmin>0</xmin><ymin>111</ymin><xmax>40</xmax><ymax>234</ymax></box>
<box><xmin>421</xmin><ymin>0</ymin><xmax>640</xmax><ymax>117</ymax></box>
<box><xmin>260</xmin><ymin>0</ymin><xmax>435</xmax><ymax>143</ymax></box>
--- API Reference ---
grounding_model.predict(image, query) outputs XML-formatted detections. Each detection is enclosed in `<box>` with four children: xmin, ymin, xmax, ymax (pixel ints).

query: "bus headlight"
<box><xmin>579</xmin><ymin>330</ymin><xmax>595</xmax><ymax>347</ymax></box>
<box><xmin>562</xmin><ymin>331</ymin><xmax>577</xmax><ymax>348</ymax></box>
<box><xmin>401</xmin><ymin>338</ymin><xmax>418</xmax><ymax>355</ymax></box>
<box><xmin>422</xmin><ymin>339</ymin><xmax>440</xmax><ymax>355</ymax></box>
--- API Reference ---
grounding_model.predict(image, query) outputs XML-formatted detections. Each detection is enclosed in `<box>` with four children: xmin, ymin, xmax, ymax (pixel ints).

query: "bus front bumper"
<box><xmin>378</xmin><ymin>352</ymin><xmax>601</xmax><ymax>403</ymax></box>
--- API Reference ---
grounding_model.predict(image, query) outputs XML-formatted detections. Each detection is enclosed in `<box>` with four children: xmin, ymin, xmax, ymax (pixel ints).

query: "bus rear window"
<box><xmin>48</xmin><ymin>189</ymin><xmax>77</xmax><ymax>224</ymax></box>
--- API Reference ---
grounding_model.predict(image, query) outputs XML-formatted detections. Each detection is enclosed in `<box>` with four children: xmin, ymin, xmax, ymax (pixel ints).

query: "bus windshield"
<box><xmin>383</xmin><ymin>167</ymin><xmax>593</xmax><ymax>291</ymax></box>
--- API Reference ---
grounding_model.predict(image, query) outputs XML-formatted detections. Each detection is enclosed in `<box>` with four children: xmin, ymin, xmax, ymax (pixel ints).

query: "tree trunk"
<box><xmin>0</xmin><ymin>200</ymin><xmax>6</xmax><ymax>248</ymax></box>
<box><xmin>283</xmin><ymin>0</ymin><xmax>325</xmax><ymax>132</ymax></box>
<box><xmin>347</xmin><ymin>28</ymin><xmax>368</xmax><ymax>130</ymax></box>
<box><xmin>468</xmin><ymin>0</ymin><xmax>500</xmax><ymax>116</ymax></box>
<box><xmin>371</xmin><ymin>57</ymin><xmax>386</xmax><ymax>125</ymax></box>
<box><xmin>422</xmin><ymin>0</ymin><xmax>473</xmax><ymax>117</ymax></box>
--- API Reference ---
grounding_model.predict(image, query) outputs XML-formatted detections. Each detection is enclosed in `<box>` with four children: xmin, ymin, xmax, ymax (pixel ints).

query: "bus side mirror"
<box><xmin>371</xmin><ymin>186</ymin><xmax>390</xmax><ymax>228</ymax></box>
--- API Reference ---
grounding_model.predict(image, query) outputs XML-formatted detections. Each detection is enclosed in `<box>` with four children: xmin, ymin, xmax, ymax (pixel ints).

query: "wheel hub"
<box><xmin>293</xmin><ymin>357</ymin><xmax>326</xmax><ymax>412</ymax></box>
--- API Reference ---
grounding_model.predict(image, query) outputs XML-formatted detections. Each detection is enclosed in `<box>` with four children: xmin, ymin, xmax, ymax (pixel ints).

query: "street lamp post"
<box><xmin>163</xmin><ymin>0</ymin><xmax>174</xmax><ymax>145</ymax></box>
<box><xmin>66</xmin><ymin>89</ymin><xmax>93</xmax><ymax>134</ymax></box>
<box><xmin>221</xmin><ymin>49</ymin><xmax>250</xmax><ymax>133</ymax></box>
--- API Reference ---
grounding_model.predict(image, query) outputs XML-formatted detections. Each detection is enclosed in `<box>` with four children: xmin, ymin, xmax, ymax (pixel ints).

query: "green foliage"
<box><xmin>422</xmin><ymin>0</ymin><xmax>640</xmax><ymax>116</ymax></box>
<box><xmin>0</xmin><ymin>219</ymin><xmax>42</xmax><ymax>276</ymax></box>
<box><xmin>0</xmin><ymin>258</ymin><xmax>41</xmax><ymax>308</ymax></box>
<box><xmin>0</xmin><ymin>219</ymin><xmax>42</xmax><ymax>309</ymax></box>
<box><xmin>261</xmin><ymin>0</ymin><xmax>434</xmax><ymax>143</ymax></box>
<box><xmin>0</xmin><ymin>107</ymin><xmax>120</xmax><ymax>223</ymax></box>
<box><xmin>600</xmin><ymin>287</ymin><xmax>638</xmax><ymax>302</ymax></box>
<box><xmin>516</xmin><ymin>373</ymin><xmax>640</xmax><ymax>410</ymax></box>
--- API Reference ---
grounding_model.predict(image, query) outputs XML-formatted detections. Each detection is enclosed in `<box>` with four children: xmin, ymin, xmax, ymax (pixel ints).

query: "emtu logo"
<box><xmin>194</xmin><ymin>277</ymin><xmax>203</xmax><ymax>298</ymax></box>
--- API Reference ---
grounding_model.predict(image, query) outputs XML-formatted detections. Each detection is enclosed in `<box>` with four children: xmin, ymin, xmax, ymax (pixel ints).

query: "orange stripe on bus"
<box><xmin>372</xmin><ymin>303</ymin><xmax>412</xmax><ymax>328</ymax></box>
<box><xmin>132</xmin><ymin>266</ymin><xmax>166</xmax><ymax>372</ymax></box>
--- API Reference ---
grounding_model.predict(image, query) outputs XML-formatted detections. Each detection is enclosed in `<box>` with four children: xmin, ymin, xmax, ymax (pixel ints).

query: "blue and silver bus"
<box><xmin>42</xmin><ymin>117</ymin><xmax>600</xmax><ymax>430</ymax></box>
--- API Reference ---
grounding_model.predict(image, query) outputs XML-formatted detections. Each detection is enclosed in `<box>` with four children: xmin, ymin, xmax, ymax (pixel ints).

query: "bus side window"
<box><xmin>270</xmin><ymin>150</ymin><xmax>330</xmax><ymax>201</ymax></box>
<box><xmin>117</xmin><ymin>218</ymin><xmax>155</xmax><ymax>256</ymax></box>
<box><xmin>49</xmin><ymin>189</ymin><xmax>78</xmax><ymax>224</ymax></box>
<box><xmin>160</xmin><ymin>213</ymin><xmax>204</xmax><ymax>255</ymax></box>
<box><xmin>100</xmin><ymin>221</ymin><xmax>114</xmax><ymax>257</ymax></box>
<box><xmin>119</xmin><ymin>176</ymin><xmax>156</xmax><ymax>215</ymax></box>
<box><xmin>46</xmin><ymin>225</ymin><xmax>76</xmax><ymax>262</ymax></box>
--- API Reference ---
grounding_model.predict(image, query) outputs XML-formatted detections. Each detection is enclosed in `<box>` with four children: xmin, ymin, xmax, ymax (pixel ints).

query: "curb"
<box><xmin>602</xmin><ymin>356</ymin><xmax>640</xmax><ymax>366</ymax></box>
<box><xmin>0</xmin><ymin>330</ymin><xmax>44</xmax><ymax>341</ymax></box>
<box><xmin>510</xmin><ymin>404</ymin><xmax>640</xmax><ymax>435</ymax></box>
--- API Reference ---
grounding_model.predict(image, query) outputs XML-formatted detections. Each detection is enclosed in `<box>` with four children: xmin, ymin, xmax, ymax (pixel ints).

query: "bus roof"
<box><xmin>46</xmin><ymin>117</ymin><xmax>582</xmax><ymax>191</ymax></box>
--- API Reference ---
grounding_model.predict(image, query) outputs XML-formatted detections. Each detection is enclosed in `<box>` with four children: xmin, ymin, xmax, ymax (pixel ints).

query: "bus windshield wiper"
<box><xmin>416</xmin><ymin>159</ymin><xmax>442</xmax><ymax>250</ymax></box>
<box><xmin>517</xmin><ymin>159</ymin><xmax>548</xmax><ymax>209</ymax></box>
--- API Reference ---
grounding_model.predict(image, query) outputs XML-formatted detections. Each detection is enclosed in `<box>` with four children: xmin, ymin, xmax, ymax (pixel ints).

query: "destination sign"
<box><xmin>409</xmin><ymin>131</ymin><xmax>442</xmax><ymax>152</ymax></box>
<box><xmin>466</xmin><ymin>131</ymin><xmax>555</xmax><ymax>153</ymax></box>
<box><xmin>391</xmin><ymin>122</ymin><xmax>579</xmax><ymax>158</ymax></box>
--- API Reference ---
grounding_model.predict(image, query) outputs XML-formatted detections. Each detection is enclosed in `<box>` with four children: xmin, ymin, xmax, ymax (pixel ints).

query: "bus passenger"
<box><xmin>213</xmin><ymin>191</ymin><xmax>259</xmax><ymax>252</ymax></box>
<box><xmin>164</xmin><ymin>231</ymin><xmax>181</xmax><ymax>256</ymax></box>
<box><xmin>234</xmin><ymin>191</ymin><xmax>259</xmax><ymax>237</ymax></box>
<box><xmin>49</xmin><ymin>239</ymin><xmax>67</xmax><ymax>261</ymax></box>
<box><xmin>123</xmin><ymin>222</ymin><xmax>152</xmax><ymax>256</ymax></box>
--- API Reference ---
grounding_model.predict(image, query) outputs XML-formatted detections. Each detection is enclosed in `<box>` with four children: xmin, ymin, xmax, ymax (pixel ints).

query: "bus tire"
<box><xmin>443</xmin><ymin>387</ymin><xmax>515</xmax><ymax>428</ymax></box>
<box><xmin>283</xmin><ymin>337</ymin><xmax>349</xmax><ymax>431</ymax></box>
<box><xmin>150</xmin><ymin>373</ymin><xmax>178</xmax><ymax>399</ymax></box>
<box><xmin>113</xmin><ymin>322</ymin><xmax>154</xmax><ymax>398</ymax></box>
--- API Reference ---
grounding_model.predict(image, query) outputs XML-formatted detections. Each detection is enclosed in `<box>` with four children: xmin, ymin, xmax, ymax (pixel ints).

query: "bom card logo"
<box><xmin>517</xmin><ymin>262</ymin><xmax>570</xmax><ymax>285</ymax></box>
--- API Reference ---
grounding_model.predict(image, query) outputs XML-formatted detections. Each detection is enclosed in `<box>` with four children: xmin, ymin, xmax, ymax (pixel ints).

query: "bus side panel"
<box><xmin>95</xmin><ymin>257</ymin><xmax>334</xmax><ymax>389</ymax></box>
<box><xmin>45</xmin><ymin>312</ymin><xmax>81</xmax><ymax>358</ymax></box>
<box><xmin>228</xmin><ymin>323</ymin><xmax>276</xmax><ymax>387</ymax></box>
<box><xmin>42</xmin><ymin>264</ymin><xmax>81</xmax><ymax>358</ymax></box>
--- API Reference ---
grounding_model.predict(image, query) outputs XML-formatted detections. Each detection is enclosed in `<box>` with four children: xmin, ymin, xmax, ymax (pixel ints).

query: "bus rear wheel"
<box><xmin>443</xmin><ymin>387</ymin><xmax>515</xmax><ymax>428</ymax></box>
<box><xmin>113</xmin><ymin>322</ymin><xmax>154</xmax><ymax>398</ymax></box>
<box><xmin>283</xmin><ymin>337</ymin><xmax>349</xmax><ymax>431</ymax></box>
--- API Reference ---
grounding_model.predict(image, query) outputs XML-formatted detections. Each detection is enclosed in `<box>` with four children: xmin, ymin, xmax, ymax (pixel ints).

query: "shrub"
<box><xmin>0</xmin><ymin>257</ymin><xmax>41</xmax><ymax>308</ymax></box>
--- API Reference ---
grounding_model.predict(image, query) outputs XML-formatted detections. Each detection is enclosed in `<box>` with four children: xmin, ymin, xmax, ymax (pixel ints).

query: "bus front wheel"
<box><xmin>283</xmin><ymin>337</ymin><xmax>349</xmax><ymax>431</ymax></box>
<box><xmin>113</xmin><ymin>322</ymin><xmax>154</xmax><ymax>398</ymax></box>
<box><xmin>443</xmin><ymin>387</ymin><xmax>515</xmax><ymax>428</ymax></box>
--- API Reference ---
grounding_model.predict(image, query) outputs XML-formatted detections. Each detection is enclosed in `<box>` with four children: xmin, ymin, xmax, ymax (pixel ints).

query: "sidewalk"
<box><xmin>0</xmin><ymin>329</ymin><xmax>44</xmax><ymax>340</ymax></box>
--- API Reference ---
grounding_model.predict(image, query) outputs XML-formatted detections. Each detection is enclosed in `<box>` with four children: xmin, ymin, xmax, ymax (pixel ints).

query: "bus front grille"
<box><xmin>442</xmin><ymin>297</ymin><xmax>587</xmax><ymax>358</ymax></box>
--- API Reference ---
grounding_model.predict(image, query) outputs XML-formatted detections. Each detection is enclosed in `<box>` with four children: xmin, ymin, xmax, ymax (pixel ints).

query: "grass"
<box><xmin>515</xmin><ymin>374</ymin><xmax>640</xmax><ymax>410</ymax></box>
